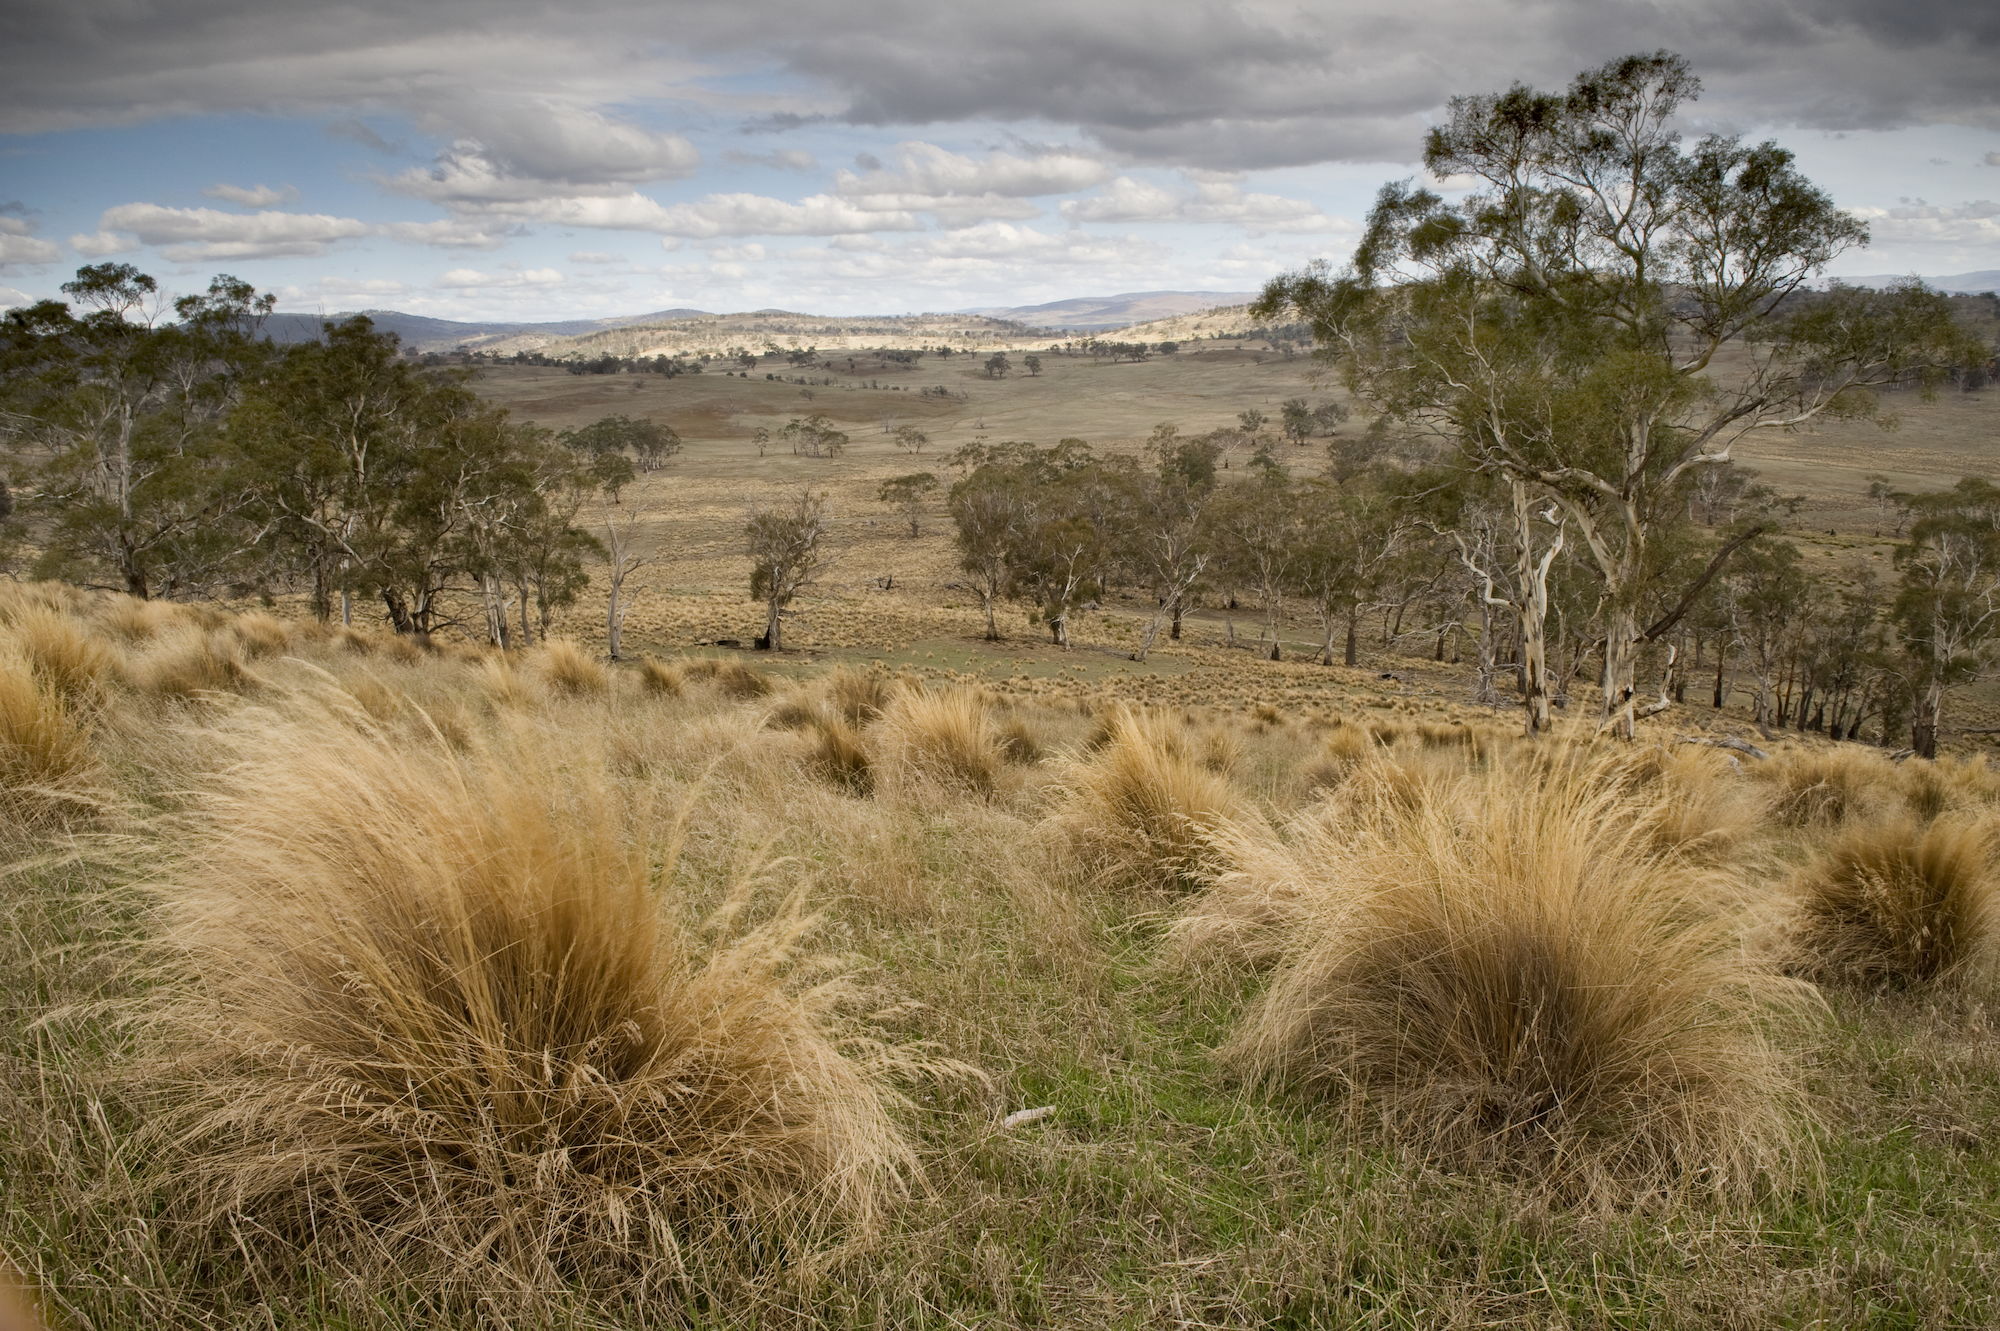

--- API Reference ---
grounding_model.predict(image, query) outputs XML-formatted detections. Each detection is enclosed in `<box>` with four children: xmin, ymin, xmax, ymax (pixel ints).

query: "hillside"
<box><xmin>961</xmin><ymin>289</ymin><xmax>1260</xmax><ymax>330</ymax></box>
<box><xmin>262</xmin><ymin>307</ymin><xmax>716</xmax><ymax>352</ymax></box>
<box><xmin>473</xmin><ymin>310</ymin><xmax>1051</xmax><ymax>358</ymax></box>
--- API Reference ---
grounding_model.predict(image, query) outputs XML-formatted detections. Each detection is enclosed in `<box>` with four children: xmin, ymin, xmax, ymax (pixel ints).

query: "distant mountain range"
<box><xmin>960</xmin><ymin>290</ymin><xmax>1259</xmax><ymax>330</ymax></box>
<box><xmin>1840</xmin><ymin>270</ymin><xmax>2000</xmax><ymax>295</ymax></box>
<box><xmin>263</xmin><ymin>290</ymin><xmax>1263</xmax><ymax>351</ymax></box>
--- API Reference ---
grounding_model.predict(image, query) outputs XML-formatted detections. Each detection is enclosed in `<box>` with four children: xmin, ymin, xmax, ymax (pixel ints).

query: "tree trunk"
<box><xmin>980</xmin><ymin>588</ymin><xmax>1000</xmax><ymax>641</ymax></box>
<box><xmin>760</xmin><ymin>600</ymin><xmax>783</xmax><ymax>651</ymax></box>
<box><xmin>1169</xmin><ymin>598</ymin><xmax>1184</xmax><ymax>641</ymax></box>
<box><xmin>1599</xmin><ymin>606</ymin><xmax>1639</xmax><ymax>740</ymax></box>
<box><xmin>381</xmin><ymin>588</ymin><xmax>414</xmax><ymax>635</ymax></box>
<box><xmin>1343</xmin><ymin>609</ymin><xmax>1359</xmax><ymax>668</ymax></box>
<box><xmin>1913</xmin><ymin>676</ymin><xmax>1944</xmax><ymax>759</ymax></box>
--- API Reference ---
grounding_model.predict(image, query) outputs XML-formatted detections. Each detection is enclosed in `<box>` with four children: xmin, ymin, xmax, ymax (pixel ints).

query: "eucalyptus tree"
<box><xmin>0</xmin><ymin>264</ymin><xmax>273</xmax><ymax>597</ymax></box>
<box><xmin>747</xmin><ymin>487</ymin><xmax>834</xmax><ymax>651</ymax></box>
<box><xmin>1258</xmin><ymin>51</ymin><xmax>1975</xmax><ymax>737</ymax></box>
<box><xmin>1894</xmin><ymin>478</ymin><xmax>2000</xmax><ymax>757</ymax></box>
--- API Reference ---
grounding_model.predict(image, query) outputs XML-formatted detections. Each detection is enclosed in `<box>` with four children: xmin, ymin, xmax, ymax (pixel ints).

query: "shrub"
<box><xmin>1791</xmin><ymin>814</ymin><xmax>1998</xmax><ymax>989</ymax></box>
<box><xmin>537</xmin><ymin>639</ymin><xmax>609</xmax><ymax>697</ymax></box>
<box><xmin>1220</xmin><ymin>751</ymin><xmax>1808</xmax><ymax>1201</ymax></box>
<box><xmin>1056</xmin><ymin>706</ymin><xmax>1246</xmax><ymax>892</ymax></box>
<box><xmin>135</xmin><ymin>704</ymin><xmax>917</xmax><ymax>1309</ymax></box>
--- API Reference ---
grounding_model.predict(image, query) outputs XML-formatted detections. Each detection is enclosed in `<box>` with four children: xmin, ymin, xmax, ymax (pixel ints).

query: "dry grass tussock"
<box><xmin>1611</xmin><ymin>743</ymin><xmax>1771</xmax><ymax>863</ymax></box>
<box><xmin>2</xmin><ymin>603</ymin><xmax>117</xmax><ymax>709</ymax></box>
<box><xmin>1758</xmin><ymin>746</ymin><xmax>1890</xmax><ymax>828</ymax></box>
<box><xmin>1217</xmin><ymin>749</ymin><xmax>1811</xmax><ymax>1202</ymax></box>
<box><xmin>636</xmin><ymin>655</ymin><xmax>684</xmax><ymax>697</ymax></box>
<box><xmin>877</xmin><ymin>685</ymin><xmax>1009</xmax><ymax>800</ymax></box>
<box><xmin>803</xmin><ymin>711</ymin><xmax>874</xmax><ymax>795</ymax></box>
<box><xmin>0</xmin><ymin>646</ymin><xmax>102</xmax><ymax>831</ymax></box>
<box><xmin>683</xmin><ymin>656</ymin><xmax>772</xmax><ymax>699</ymax></box>
<box><xmin>1055</xmin><ymin>705</ymin><xmax>1249</xmax><ymax>892</ymax></box>
<box><xmin>1898</xmin><ymin>755</ymin><xmax>2000</xmax><ymax>822</ymax></box>
<box><xmin>536</xmin><ymin>637</ymin><xmax>609</xmax><ymax>697</ymax></box>
<box><xmin>126</xmin><ymin>627</ymin><xmax>254</xmax><ymax>699</ymax></box>
<box><xmin>1791</xmin><ymin>813</ymin><xmax>1999</xmax><ymax>990</ymax></box>
<box><xmin>133</xmin><ymin>691</ymin><xmax>920</xmax><ymax>1308</ymax></box>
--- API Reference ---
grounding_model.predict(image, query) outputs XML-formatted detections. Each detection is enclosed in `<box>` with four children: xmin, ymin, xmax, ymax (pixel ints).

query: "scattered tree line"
<box><xmin>0</xmin><ymin>263</ymin><xmax>672</xmax><ymax>647</ymax></box>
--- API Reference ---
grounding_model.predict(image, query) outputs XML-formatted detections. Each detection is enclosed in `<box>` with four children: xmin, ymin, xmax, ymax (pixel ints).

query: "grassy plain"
<box><xmin>4</xmin><ymin>589</ymin><xmax>2000</xmax><ymax>1328</ymax></box>
<box><xmin>469</xmin><ymin>340</ymin><xmax>2000</xmax><ymax>738</ymax></box>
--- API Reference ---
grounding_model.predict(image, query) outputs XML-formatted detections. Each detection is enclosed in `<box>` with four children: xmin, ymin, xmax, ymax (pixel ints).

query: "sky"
<box><xmin>0</xmin><ymin>0</ymin><xmax>1996</xmax><ymax>322</ymax></box>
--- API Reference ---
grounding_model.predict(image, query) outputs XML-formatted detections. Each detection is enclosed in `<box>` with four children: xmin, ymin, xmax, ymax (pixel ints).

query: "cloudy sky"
<box><xmin>1</xmin><ymin>0</ymin><xmax>1996</xmax><ymax>321</ymax></box>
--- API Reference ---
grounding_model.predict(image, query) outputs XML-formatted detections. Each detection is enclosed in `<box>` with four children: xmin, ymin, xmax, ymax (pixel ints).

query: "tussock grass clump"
<box><xmin>804</xmin><ymin>712</ymin><xmax>875</xmax><ymax>795</ymax></box>
<box><xmin>1221</xmin><ymin>752</ymin><xmax>1808</xmax><ymax>1201</ymax></box>
<box><xmin>128</xmin><ymin>629</ymin><xmax>252</xmax><ymax>699</ymax></box>
<box><xmin>878</xmin><ymin>686</ymin><xmax>1005</xmax><ymax>799</ymax></box>
<box><xmin>0</xmin><ymin>647</ymin><xmax>101</xmax><ymax>829</ymax></box>
<box><xmin>995</xmin><ymin>714</ymin><xmax>1044</xmax><ymax>766</ymax></box>
<box><xmin>1898</xmin><ymin>756</ymin><xmax>2000</xmax><ymax>822</ymax></box>
<box><xmin>637</xmin><ymin>655</ymin><xmax>685</xmax><ymax>697</ymax></box>
<box><xmin>1613</xmin><ymin>744</ymin><xmax>1769</xmax><ymax>863</ymax></box>
<box><xmin>136</xmin><ymin>703</ymin><xmax>918</xmax><ymax>1308</ymax></box>
<box><xmin>1056</xmin><ymin>706</ymin><xmax>1247</xmax><ymax>892</ymax></box>
<box><xmin>227</xmin><ymin>611</ymin><xmax>293</xmax><ymax>659</ymax></box>
<box><xmin>476</xmin><ymin>655</ymin><xmax>535</xmax><ymax>709</ymax></box>
<box><xmin>3</xmin><ymin>603</ymin><xmax>117</xmax><ymax>708</ymax></box>
<box><xmin>765</xmin><ymin>691</ymin><xmax>825</xmax><ymax>731</ymax></box>
<box><xmin>1760</xmin><ymin>747</ymin><xmax>1887</xmax><ymax>828</ymax></box>
<box><xmin>825</xmin><ymin>665</ymin><xmax>893</xmax><ymax>725</ymax></box>
<box><xmin>685</xmin><ymin>656</ymin><xmax>773</xmax><ymax>699</ymax></box>
<box><xmin>95</xmin><ymin>594</ymin><xmax>186</xmax><ymax>641</ymax></box>
<box><xmin>1791</xmin><ymin>814</ymin><xmax>1998</xmax><ymax>990</ymax></box>
<box><xmin>537</xmin><ymin>638</ymin><xmax>608</xmax><ymax>697</ymax></box>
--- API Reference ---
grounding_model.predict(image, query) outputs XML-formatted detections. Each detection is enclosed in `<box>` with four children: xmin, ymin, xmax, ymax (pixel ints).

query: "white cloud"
<box><xmin>835</xmin><ymin>141</ymin><xmax>1111</xmax><ymax>200</ymax></box>
<box><xmin>568</xmin><ymin>250</ymin><xmax>622</xmax><ymax>263</ymax></box>
<box><xmin>1060</xmin><ymin>176</ymin><xmax>1341</xmax><ymax>232</ymax></box>
<box><xmin>380</xmin><ymin>218</ymin><xmax>513</xmax><ymax>249</ymax></box>
<box><xmin>485</xmin><ymin>189</ymin><xmax>922</xmax><ymax>238</ymax></box>
<box><xmin>0</xmin><ymin>216</ymin><xmax>61</xmax><ymax>268</ymax></box>
<box><xmin>67</xmin><ymin>229</ymin><xmax>136</xmax><ymax>258</ymax></box>
<box><xmin>97</xmin><ymin>202</ymin><xmax>373</xmax><ymax>260</ymax></box>
<box><xmin>274</xmin><ymin>276</ymin><xmax>411</xmax><ymax>305</ymax></box>
<box><xmin>1849</xmin><ymin>198</ymin><xmax>2000</xmax><ymax>255</ymax></box>
<box><xmin>1984</xmin><ymin>151</ymin><xmax>2000</xmax><ymax>167</ymax></box>
<box><xmin>435</xmin><ymin>266</ymin><xmax>565</xmax><ymax>289</ymax></box>
<box><xmin>385</xmin><ymin>102</ymin><xmax>699</xmax><ymax>207</ymax></box>
<box><xmin>203</xmin><ymin>182</ymin><xmax>298</xmax><ymax>207</ymax></box>
<box><xmin>0</xmin><ymin>285</ymin><xmax>34</xmax><ymax>307</ymax></box>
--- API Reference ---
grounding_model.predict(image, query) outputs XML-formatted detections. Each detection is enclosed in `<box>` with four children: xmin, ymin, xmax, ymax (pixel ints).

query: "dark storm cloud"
<box><xmin>1</xmin><ymin>1</ymin><xmax>1995</xmax><ymax>169</ymax></box>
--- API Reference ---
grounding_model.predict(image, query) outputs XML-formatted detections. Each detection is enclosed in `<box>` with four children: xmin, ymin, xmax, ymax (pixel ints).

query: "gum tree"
<box><xmin>1258</xmin><ymin>51</ymin><xmax>1975</xmax><ymax>737</ymax></box>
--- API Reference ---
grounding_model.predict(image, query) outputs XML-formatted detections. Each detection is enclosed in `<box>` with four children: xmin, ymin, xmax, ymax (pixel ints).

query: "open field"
<box><xmin>462</xmin><ymin>347</ymin><xmax>2000</xmax><ymax>740</ymax></box>
<box><xmin>5</xmin><ymin>584</ymin><xmax>2000</xmax><ymax>1328</ymax></box>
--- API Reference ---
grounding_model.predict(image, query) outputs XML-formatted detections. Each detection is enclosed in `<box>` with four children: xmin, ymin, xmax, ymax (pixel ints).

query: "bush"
<box><xmin>1792</xmin><ymin>814</ymin><xmax>1998</xmax><ymax>989</ymax></box>
<box><xmin>1220</xmin><ymin>751</ymin><xmax>1808</xmax><ymax>1201</ymax></box>
<box><xmin>135</xmin><ymin>703</ymin><xmax>917</xmax><ymax>1309</ymax></box>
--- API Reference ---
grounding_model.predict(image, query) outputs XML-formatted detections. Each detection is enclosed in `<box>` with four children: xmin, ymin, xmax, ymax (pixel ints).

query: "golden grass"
<box><xmin>476</xmin><ymin>656</ymin><xmax>535</xmax><ymax>710</ymax></box>
<box><xmin>878</xmin><ymin>685</ymin><xmax>1007</xmax><ymax>799</ymax></box>
<box><xmin>1216</xmin><ymin>750</ymin><xmax>1809</xmax><ymax>1202</ymax></box>
<box><xmin>803</xmin><ymin>711</ymin><xmax>876</xmax><ymax>795</ymax></box>
<box><xmin>1056</xmin><ymin>705</ymin><xmax>1248</xmax><ymax>892</ymax></box>
<box><xmin>126</xmin><ymin>628</ymin><xmax>253</xmax><ymax>699</ymax></box>
<box><xmin>1</xmin><ymin>604</ymin><xmax>116</xmax><ymax>710</ymax></box>
<box><xmin>536</xmin><ymin>638</ymin><xmax>609</xmax><ymax>697</ymax></box>
<box><xmin>685</xmin><ymin>656</ymin><xmax>773</xmax><ymax>699</ymax></box>
<box><xmin>1791</xmin><ymin>814</ymin><xmax>1999</xmax><ymax>990</ymax></box>
<box><xmin>0</xmin><ymin>647</ymin><xmax>100</xmax><ymax>830</ymax></box>
<box><xmin>1759</xmin><ymin>747</ymin><xmax>1889</xmax><ymax>828</ymax></box>
<box><xmin>226</xmin><ymin>610</ymin><xmax>293</xmax><ymax>658</ymax></box>
<box><xmin>637</xmin><ymin>655</ymin><xmax>685</xmax><ymax>697</ymax></box>
<box><xmin>133</xmin><ymin>696</ymin><xmax>918</xmax><ymax>1307</ymax></box>
<box><xmin>824</xmin><ymin>665</ymin><xmax>893</xmax><ymax>725</ymax></box>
